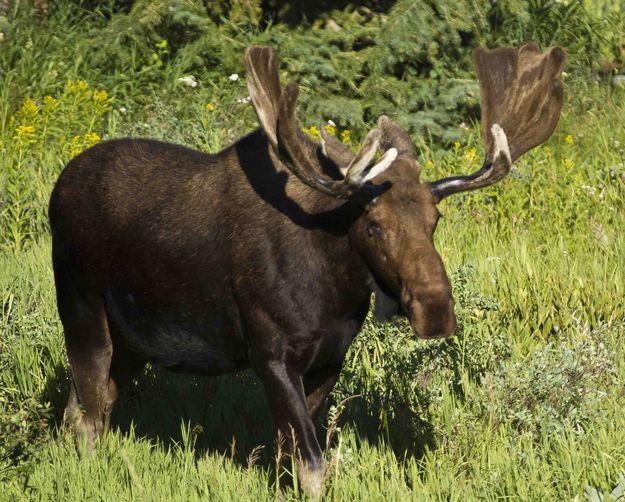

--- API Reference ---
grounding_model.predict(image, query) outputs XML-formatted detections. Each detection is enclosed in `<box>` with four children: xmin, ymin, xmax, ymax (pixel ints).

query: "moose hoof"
<box><xmin>298</xmin><ymin>462</ymin><xmax>324</xmax><ymax>500</ymax></box>
<box><xmin>63</xmin><ymin>407</ymin><xmax>102</xmax><ymax>455</ymax></box>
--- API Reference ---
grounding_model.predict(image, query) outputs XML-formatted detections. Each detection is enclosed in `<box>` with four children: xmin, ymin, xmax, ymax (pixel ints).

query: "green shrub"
<box><xmin>482</xmin><ymin>326</ymin><xmax>617</xmax><ymax>437</ymax></box>
<box><xmin>0</xmin><ymin>397</ymin><xmax>51</xmax><ymax>483</ymax></box>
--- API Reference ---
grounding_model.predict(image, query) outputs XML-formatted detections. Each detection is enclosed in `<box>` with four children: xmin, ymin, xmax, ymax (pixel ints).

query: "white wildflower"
<box><xmin>229</xmin><ymin>73</ymin><xmax>239</xmax><ymax>82</ymax></box>
<box><xmin>177</xmin><ymin>76</ymin><xmax>198</xmax><ymax>88</ymax></box>
<box><xmin>119</xmin><ymin>106</ymin><xmax>127</xmax><ymax>114</ymax></box>
<box><xmin>328</xmin><ymin>119</ymin><xmax>336</xmax><ymax>127</ymax></box>
<box><xmin>591</xmin><ymin>221</ymin><xmax>609</xmax><ymax>248</ymax></box>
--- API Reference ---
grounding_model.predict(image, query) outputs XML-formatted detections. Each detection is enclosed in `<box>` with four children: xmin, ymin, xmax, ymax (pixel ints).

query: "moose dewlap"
<box><xmin>49</xmin><ymin>42</ymin><xmax>566</xmax><ymax>498</ymax></box>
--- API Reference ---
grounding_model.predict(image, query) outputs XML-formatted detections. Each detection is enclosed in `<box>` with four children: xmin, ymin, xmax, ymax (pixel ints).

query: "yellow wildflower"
<box><xmin>84</xmin><ymin>132</ymin><xmax>101</xmax><ymax>145</ymax></box>
<box><xmin>564</xmin><ymin>134</ymin><xmax>574</xmax><ymax>145</ymax></box>
<box><xmin>14</xmin><ymin>125</ymin><xmax>37</xmax><ymax>144</ymax></box>
<box><xmin>93</xmin><ymin>89</ymin><xmax>114</xmax><ymax>112</ymax></box>
<box><xmin>340</xmin><ymin>129</ymin><xmax>351</xmax><ymax>144</ymax></box>
<box><xmin>68</xmin><ymin>135</ymin><xmax>82</xmax><ymax>156</ymax></box>
<box><xmin>42</xmin><ymin>95</ymin><xmax>60</xmax><ymax>112</ymax></box>
<box><xmin>463</xmin><ymin>146</ymin><xmax>477</xmax><ymax>162</ymax></box>
<box><xmin>562</xmin><ymin>158</ymin><xmax>574</xmax><ymax>170</ymax></box>
<box><xmin>454</xmin><ymin>141</ymin><xmax>461</xmax><ymax>152</ymax></box>
<box><xmin>93</xmin><ymin>89</ymin><xmax>109</xmax><ymax>103</ymax></box>
<box><xmin>324</xmin><ymin>123</ymin><xmax>337</xmax><ymax>136</ymax></box>
<box><xmin>67</xmin><ymin>79</ymin><xmax>89</xmax><ymax>95</ymax></box>
<box><xmin>206</xmin><ymin>103</ymin><xmax>216</xmax><ymax>112</ymax></box>
<box><xmin>20</xmin><ymin>98</ymin><xmax>39</xmax><ymax>118</ymax></box>
<box><xmin>425</xmin><ymin>160</ymin><xmax>434</xmax><ymax>169</ymax></box>
<box><xmin>303</xmin><ymin>125</ymin><xmax>320</xmax><ymax>140</ymax></box>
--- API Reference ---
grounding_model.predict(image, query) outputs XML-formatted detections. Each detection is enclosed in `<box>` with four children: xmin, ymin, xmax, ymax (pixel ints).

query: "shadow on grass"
<box><xmin>41</xmin><ymin>361</ymin><xmax>438</xmax><ymax>469</ymax></box>
<box><xmin>324</xmin><ymin>393</ymin><xmax>437</xmax><ymax>462</ymax></box>
<box><xmin>111</xmin><ymin>367</ymin><xmax>276</xmax><ymax>467</ymax></box>
<box><xmin>40</xmin><ymin>363</ymin><xmax>273</xmax><ymax>467</ymax></box>
<box><xmin>41</xmin><ymin>361</ymin><xmax>70</xmax><ymax>426</ymax></box>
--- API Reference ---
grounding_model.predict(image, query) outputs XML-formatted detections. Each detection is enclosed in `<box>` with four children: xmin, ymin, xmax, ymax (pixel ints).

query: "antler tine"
<box><xmin>430</xmin><ymin>124</ymin><xmax>512</xmax><ymax>197</ymax></box>
<box><xmin>430</xmin><ymin>42</ymin><xmax>566</xmax><ymax>200</ymax></box>
<box><xmin>245</xmin><ymin>46</ymin><xmax>397</xmax><ymax>199</ymax></box>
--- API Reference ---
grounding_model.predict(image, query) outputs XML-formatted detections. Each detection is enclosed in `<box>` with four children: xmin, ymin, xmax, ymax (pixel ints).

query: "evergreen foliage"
<box><xmin>0</xmin><ymin>0</ymin><xmax>621</xmax><ymax>143</ymax></box>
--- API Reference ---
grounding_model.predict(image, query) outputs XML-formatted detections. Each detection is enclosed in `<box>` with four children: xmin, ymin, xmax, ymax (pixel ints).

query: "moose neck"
<box><xmin>232</xmin><ymin>129</ymin><xmax>362</xmax><ymax>233</ymax></box>
<box><xmin>231</xmin><ymin>129</ymin><xmax>374</xmax><ymax>297</ymax></box>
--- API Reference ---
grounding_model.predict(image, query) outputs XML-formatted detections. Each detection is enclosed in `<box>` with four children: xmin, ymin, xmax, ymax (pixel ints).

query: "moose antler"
<box><xmin>245</xmin><ymin>46</ymin><xmax>397</xmax><ymax>198</ymax></box>
<box><xmin>429</xmin><ymin>42</ymin><xmax>567</xmax><ymax>199</ymax></box>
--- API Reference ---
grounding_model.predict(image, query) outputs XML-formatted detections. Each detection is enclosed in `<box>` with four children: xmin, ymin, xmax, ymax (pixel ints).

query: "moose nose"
<box><xmin>402</xmin><ymin>287</ymin><xmax>456</xmax><ymax>339</ymax></box>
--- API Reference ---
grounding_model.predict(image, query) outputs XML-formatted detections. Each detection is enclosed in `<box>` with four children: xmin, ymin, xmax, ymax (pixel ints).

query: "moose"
<box><xmin>49</xmin><ymin>42</ymin><xmax>566</xmax><ymax>496</ymax></box>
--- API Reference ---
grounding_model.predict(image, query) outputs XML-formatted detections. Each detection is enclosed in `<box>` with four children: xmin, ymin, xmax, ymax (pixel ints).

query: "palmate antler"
<box><xmin>429</xmin><ymin>42</ymin><xmax>567</xmax><ymax>199</ymax></box>
<box><xmin>245</xmin><ymin>46</ymin><xmax>397</xmax><ymax>199</ymax></box>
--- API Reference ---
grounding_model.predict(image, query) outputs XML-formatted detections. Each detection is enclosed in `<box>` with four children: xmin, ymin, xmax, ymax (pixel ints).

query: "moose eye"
<box><xmin>367</xmin><ymin>220</ymin><xmax>382</xmax><ymax>237</ymax></box>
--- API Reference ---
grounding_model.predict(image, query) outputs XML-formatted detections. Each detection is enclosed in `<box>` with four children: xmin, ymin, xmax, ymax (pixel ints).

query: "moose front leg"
<box><xmin>253</xmin><ymin>359</ymin><xmax>324</xmax><ymax>499</ymax></box>
<box><xmin>304</xmin><ymin>324</ymin><xmax>359</xmax><ymax>421</ymax></box>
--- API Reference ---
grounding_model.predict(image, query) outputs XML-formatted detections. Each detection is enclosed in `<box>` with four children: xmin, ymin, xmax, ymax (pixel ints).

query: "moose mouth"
<box><xmin>370</xmin><ymin>274</ymin><xmax>456</xmax><ymax>339</ymax></box>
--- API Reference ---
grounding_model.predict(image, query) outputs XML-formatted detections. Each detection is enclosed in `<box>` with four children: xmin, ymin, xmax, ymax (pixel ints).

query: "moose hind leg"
<box><xmin>57</xmin><ymin>281</ymin><xmax>116</xmax><ymax>449</ymax></box>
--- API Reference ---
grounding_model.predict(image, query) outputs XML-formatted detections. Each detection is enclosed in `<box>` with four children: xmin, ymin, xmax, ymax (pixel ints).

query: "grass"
<box><xmin>1</xmin><ymin>1</ymin><xmax>625</xmax><ymax>500</ymax></box>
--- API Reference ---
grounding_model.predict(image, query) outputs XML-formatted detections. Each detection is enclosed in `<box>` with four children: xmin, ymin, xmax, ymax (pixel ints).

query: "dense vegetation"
<box><xmin>1</xmin><ymin>0</ymin><xmax>624</xmax><ymax>499</ymax></box>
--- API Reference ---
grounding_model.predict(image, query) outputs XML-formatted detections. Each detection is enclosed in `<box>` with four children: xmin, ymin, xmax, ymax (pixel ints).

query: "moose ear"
<box><xmin>320</xmin><ymin>124</ymin><xmax>355</xmax><ymax>175</ymax></box>
<box><xmin>377</xmin><ymin>115</ymin><xmax>416</xmax><ymax>158</ymax></box>
<box><xmin>377</xmin><ymin>115</ymin><xmax>420</xmax><ymax>178</ymax></box>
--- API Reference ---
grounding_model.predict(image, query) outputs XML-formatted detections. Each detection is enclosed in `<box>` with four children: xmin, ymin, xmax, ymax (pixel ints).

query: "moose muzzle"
<box><xmin>401</xmin><ymin>286</ymin><xmax>456</xmax><ymax>339</ymax></box>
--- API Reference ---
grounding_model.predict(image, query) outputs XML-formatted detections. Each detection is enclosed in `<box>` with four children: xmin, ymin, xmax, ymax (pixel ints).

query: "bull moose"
<box><xmin>49</xmin><ymin>42</ymin><xmax>566</xmax><ymax>496</ymax></box>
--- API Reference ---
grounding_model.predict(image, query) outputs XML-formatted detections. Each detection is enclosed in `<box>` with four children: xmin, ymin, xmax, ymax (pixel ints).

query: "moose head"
<box><xmin>245</xmin><ymin>43</ymin><xmax>566</xmax><ymax>340</ymax></box>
